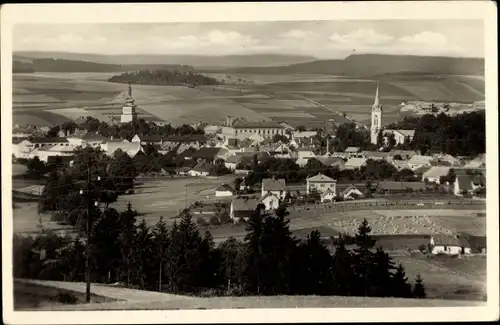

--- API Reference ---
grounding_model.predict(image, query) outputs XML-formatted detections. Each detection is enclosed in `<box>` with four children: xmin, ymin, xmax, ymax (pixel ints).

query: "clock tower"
<box><xmin>370</xmin><ymin>82</ymin><xmax>383</xmax><ymax>145</ymax></box>
<box><xmin>120</xmin><ymin>83</ymin><xmax>138</xmax><ymax>124</ymax></box>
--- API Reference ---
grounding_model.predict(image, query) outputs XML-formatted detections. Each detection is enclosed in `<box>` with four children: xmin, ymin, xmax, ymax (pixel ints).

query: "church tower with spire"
<box><xmin>370</xmin><ymin>81</ymin><xmax>383</xmax><ymax>145</ymax></box>
<box><xmin>120</xmin><ymin>82</ymin><xmax>138</xmax><ymax>124</ymax></box>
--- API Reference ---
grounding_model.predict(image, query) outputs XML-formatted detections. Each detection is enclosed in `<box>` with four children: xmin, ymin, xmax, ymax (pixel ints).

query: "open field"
<box><xmin>322</xmin><ymin>209</ymin><xmax>486</xmax><ymax>237</ymax></box>
<box><xmin>16</xmin><ymin>279</ymin><xmax>484</xmax><ymax>311</ymax></box>
<box><xmin>393</xmin><ymin>255</ymin><xmax>486</xmax><ymax>301</ymax></box>
<box><xmin>13</xmin><ymin>72</ymin><xmax>484</xmax><ymax>128</ymax></box>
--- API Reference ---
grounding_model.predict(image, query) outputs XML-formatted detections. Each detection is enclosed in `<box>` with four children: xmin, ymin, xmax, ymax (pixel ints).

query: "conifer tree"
<box><xmin>297</xmin><ymin>230</ymin><xmax>334</xmax><ymax>295</ymax></box>
<box><xmin>392</xmin><ymin>264</ymin><xmax>413</xmax><ymax>298</ymax></box>
<box><xmin>412</xmin><ymin>274</ymin><xmax>427</xmax><ymax>299</ymax></box>
<box><xmin>370</xmin><ymin>247</ymin><xmax>396</xmax><ymax>297</ymax></box>
<box><xmin>132</xmin><ymin>218</ymin><xmax>154</xmax><ymax>289</ymax></box>
<box><xmin>117</xmin><ymin>202</ymin><xmax>138</xmax><ymax>286</ymax></box>
<box><xmin>218</xmin><ymin>237</ymin><xmax>242</xmax><ymax>291</ymax></box>
<box><xmin>352</xmin><ymin>218</ymin><xmax>376</xmax><ymax>296</ymax></box>
<box><xmin>331</xmin><ymin>234</ymin><xmax>354</xmax><ymax>296</ymax></box>
<box><xmin>242</xmin><ymin>205</ymin><xmax>265</xmax><ymax>294</ymax></box>
<box><xmin>152</xmin><ymin>216</ymin><xmax>170</xmax><ymax>292</ymax></box>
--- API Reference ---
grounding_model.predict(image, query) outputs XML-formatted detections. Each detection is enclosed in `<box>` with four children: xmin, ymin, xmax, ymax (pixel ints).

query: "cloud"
<box><xmin>281</xmin><ymin>29</ymin><xmax>315</xmax><ymax>39</ymax></box>
<box><xmin>329</xmin><ymin>29</ymin><xmax>394</xmax><ymax>45</ymax></box>
<box><xmin>399</xmin><ymin>31</ymin><xmax>448</xmax><ymax>46</ymax></box>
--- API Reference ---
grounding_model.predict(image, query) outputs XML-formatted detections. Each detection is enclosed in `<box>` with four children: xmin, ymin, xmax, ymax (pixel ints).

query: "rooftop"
<box><xmin>307</xmin><ymin>173</ymin><xmax>335</xmax><ymax>183</ymax></box>
<box><xmin>232</xmin><ymin>120</ymin><xmax>284</xmax><ymax>129</ymax></box>
<box><xmin>262</xmin><ymin>178</ymin><xmax>286</xmax><ymax>191</ymax></box>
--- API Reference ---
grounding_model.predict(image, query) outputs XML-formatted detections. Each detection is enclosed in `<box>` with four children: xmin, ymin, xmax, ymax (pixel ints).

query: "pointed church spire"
<box><xmin>373</xmin><ymin>81</ymin><xmax>380</xmax><ymax>108</ymax></box>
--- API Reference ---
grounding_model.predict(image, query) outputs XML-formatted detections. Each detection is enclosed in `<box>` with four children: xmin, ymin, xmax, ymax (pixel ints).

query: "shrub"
<box><xmin>418</xmin><ymin>244</ymin><xmax>427</xmax><ymax>253</ymax></box>
<box><xmin>218</xmin><ymin>212</ymin><xmax>232</xmax><ymax>224</ymax></box>
<box><xmin>209</xmin><ymin>215</ymin><xmax>221</xmax><ymax>226</ymax></box>
<box><xmin>196</xmin><ymin>217</ymin><xmax>208</xmax><ymax>227</ymax></box>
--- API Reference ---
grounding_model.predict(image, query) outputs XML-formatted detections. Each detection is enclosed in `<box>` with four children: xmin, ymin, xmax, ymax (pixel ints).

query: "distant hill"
<box><xmin>14</xmin><ymin>51</ymin><xmax>317</xmax><ymax>68</ymax></box>
<box><xmin>12</xmin><ymin>57</ymin><xmax>198</xmax><ymax>73</ymax></box>
<box><xmin>220</xmin><ymin>54</ymin><xmax>485</xmax><ymax>76</ymax></box>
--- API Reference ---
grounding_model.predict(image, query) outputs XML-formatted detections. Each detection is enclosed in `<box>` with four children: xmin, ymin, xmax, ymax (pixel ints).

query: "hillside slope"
<box><xmin>14</xmin><ymin>51</ymin><xmax>317</xmax><ymax>68</ymax></box>
<box><xmin>222</xmin><ymin>54</ymin><xmax>485</xmax><ymax>76</ymax></box>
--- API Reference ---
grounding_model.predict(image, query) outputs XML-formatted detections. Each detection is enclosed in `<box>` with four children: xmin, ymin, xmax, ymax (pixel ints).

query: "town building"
<box><xmin>339</xmin><ymin>184</ymin><xmax>364</xmax><ymax>200</ymax></box>
<box><xmin>344</xmin><ymin>157</ymin><xmax>367</xmax><ymax>170</ymax></box>
<box><xmin>361</xmin><ymin>151</ymin><xmax>390</xmax><ymax>161</ymax></box>
<box><xmin>230</xmin><ymin>197</ymin><xmax>260</xmax><ymax>222</ymax></box>
<box><xmin>12</xmin><ymin>137</ymin><xmax>70</xmax><ymax>159</ymax></box>
<box><xmin>261</xmin><ymin>178</ymin><xmax>287</xmax><ymax>199</ymax></box>
<box><xmin>215</xmin><ymin>184</ymin><xmax>235</xmax><ymax>197</ymax></box>
<box><xmin>316</xmin><ymin>156</ymin><xmax>345</xmax><ymax>170</ymax></box>
<box><xmin>120</xmin><ymin>83</ymin><xmax>138</xmax><ymax>124</ymax></box>
<box><xmin>306</xmin><ymin>173</ymin><xmax>336</xmax><ymax>195</ymax></box>
<box><xmin>429</xmin><ymin>235</ymin><xmax>471</xmax><ymax>255</ymax></box>
<box><xmin>67</xmin><ymin>132</ymin><xmax>108</xmax><ymax>148</ymax></box>
<box><xmin>422</xmin><ymin>166</ymin><xmax>451</xmax><ymax>184</ymax></box>
<box><xmin>260</xmin><ymin>192</ymin><xmax>281</xmax><ymax>211</ymax></box>
<box><xmin>320</xmin><ymin>188</ymin><xmax>336</xmax><ymax>203</ymax></box>
<box><xmin>382</xmin><ymin>129</ymin><xmax>415</xmax><ymax>145</ymax></box>
<box><xmin>454</xmin><ymin>174</ymin><xmax>485</xmax><ymax>196</ymax></box>
<box><xmin>188</xmin><ymin>161</ymin><xmax>214</xmax><ymax>177</ymax></box>
<box><xmin>33</xmin><ymin>145</ymin><xmax>75</xmax><ymax>163</ymax></box>
<box><xmin>220</xmin><ymin>117</ymin><xmax>285</xmax><ymax>140</ymax></box>
<box><xmin>189</xmin><ymin>147</ymin><xmax>231</xmax><ymax>163</ymax></box>
<box><xmin>295</xmin><ymin>148</ymin><xmax>316</xmax><ymax>167</ymax></box>
<box><xmin>370</xmin><ymin>82</ymin><xmax>383</xmax><ymax>145</ymax></box>
<box><xmin>407</xmin><ymin>155</ymin><xmax>434</xmax><ymax>171</ymax></box>
<box><xmin>100</xmin><ymin>139</ymin><xmax>144</xmax><ymax>157</ymax></box>
<box><xmin>389</xmin><ymin>149</ymin><xmax>418</xmax><ymax>160</ymax></box>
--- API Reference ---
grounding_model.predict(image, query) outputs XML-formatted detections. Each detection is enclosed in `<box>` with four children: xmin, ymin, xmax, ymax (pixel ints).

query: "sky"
<box><xmin>13</xmin><ymin>20</ymin><xmax>484</xmax><ymax>59</ymax></box>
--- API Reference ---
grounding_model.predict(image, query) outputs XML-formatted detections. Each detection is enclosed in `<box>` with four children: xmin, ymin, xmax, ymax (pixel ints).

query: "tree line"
<box><xmin>242</xmin><ymin>155</ymin><xmax>420</xmax><ymax>188</ymax></box>
<box><xmin>108</xmin><ymin>69</ymin><xmax>221</xmax><ymax>87</ymax></box>
<box><xmin>14</xmin><ymin>203</ymin><xmax>426</xmax><ymax>299</ymax></box>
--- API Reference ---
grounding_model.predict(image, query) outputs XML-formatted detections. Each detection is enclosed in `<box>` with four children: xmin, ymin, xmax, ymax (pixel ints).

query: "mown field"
<box><xmin>12</xmin><ymin>72</ymin><xmax>484</xmax><ymax>128</ymax></box>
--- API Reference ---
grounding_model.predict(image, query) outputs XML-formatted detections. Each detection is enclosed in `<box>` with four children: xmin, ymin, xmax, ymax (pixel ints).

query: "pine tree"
<box><xmin>117</xmin><ymin>203</ymin><xmax>138</xmax><ymax>286</ymax></box>
<box><xmin>392</xmin><ymin>264</ymin><xmax>413</xmax><ymax>298</ymax></box>
<box><xmin>258</xmin><ymin>205</ymin><xmax>298</xmax><ymax>295</ymax></box>
<box><xmin>218</xmin><ymin>237</ymin><xmax>242</xmax><ymax>292</ymax></box>
<box><xmin>241</xmin><ymin>205</ymin><xmax>265</xmax><ymax>294</ymax></box>
<box><xmin>370</xmin><ymin>247</ymin><xmax>396</xmax><ymax>297</ymax></box>
<box><xmin>412</xmin><ymin>274</ymin><xmax>427</xmax><ymax>299</ymax></box>
<box><xmin>132</xmin><ymin>218</ymin><xmax>154</xmax><ymax>289</ymax></box>
<box><xmin>297</xmin><ymin>230</ymin><xmax>334</xmax><ymax>295</ymax></box>
<box><xmin>331</xmin><ymin>234</ymin><xmax>354</xmax><ymax>296</ymax></box>
<box><xmin>152</xmin><ymin>216</ymin><xmax>170</xmax><ymax>292</ymax></box>
<box><xmin>353</xmin><ymin>218</ymin><xmax>376</xmax><ymax>296</ymax></box>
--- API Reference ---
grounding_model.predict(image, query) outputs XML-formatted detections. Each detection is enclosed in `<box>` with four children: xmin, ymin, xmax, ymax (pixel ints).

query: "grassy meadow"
<box><xmin>12</xmin><ymin>71</ymin><xmax>485</xmax><ymax>128</ymax></box>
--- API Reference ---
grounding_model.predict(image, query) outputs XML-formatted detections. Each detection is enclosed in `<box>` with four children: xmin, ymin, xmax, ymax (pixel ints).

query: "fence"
<box><xmin>289</xmin><ymin>198</ymin><xmax>485</xmax><ymax>214</ymax></box>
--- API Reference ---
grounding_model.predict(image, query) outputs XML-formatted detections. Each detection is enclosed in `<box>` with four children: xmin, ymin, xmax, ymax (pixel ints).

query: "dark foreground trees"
<box><xmin>14</xmin><ymin>204</ymin><xmax>427</xmax><ymax>299</ymax></box>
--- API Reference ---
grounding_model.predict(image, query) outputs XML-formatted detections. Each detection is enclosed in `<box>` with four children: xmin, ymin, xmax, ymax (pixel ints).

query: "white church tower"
<box><xmin>120</xmin><ymin>83</ymin><xmax>138</xmax><ymax>124</ymax></box>
<box><xmin>370</xmin><ymin>81</ymin><xmax>383</xmax><ymax>145</ymax></box>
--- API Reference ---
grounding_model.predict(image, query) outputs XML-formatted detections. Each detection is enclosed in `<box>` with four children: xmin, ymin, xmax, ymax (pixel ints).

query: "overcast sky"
<box><xmin>13</xmin><ymin>20</ymin><xmax>484</xmax><ymax>58</ymax></box>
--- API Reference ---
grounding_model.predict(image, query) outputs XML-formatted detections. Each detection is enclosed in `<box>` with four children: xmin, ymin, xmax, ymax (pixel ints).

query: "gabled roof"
<box><xmin>432</xmin><ymin>235</ymin><xmax>468</xmax><ymax>247</ymax></box>
<box><xmin>28</xmin><ymin>137</ymin><xmax>69</xmax><ymax>144</ymax></box>
<box><xmin>191</xmin><ymin>161</ymin><xmax>214</xmax><ymax>173</ymax></box>
<box><xmin>408</xmin><ymin>155</ymin><xmax>434</xmax><ymax>165</ymax></box>
<box><xmin>307</xmin><ymin>173</ymin><xmax>335</xmax><ymax>183</ymax></box>
<box><xmin>232</xmin><ymin>120</ymin><xmax>284</xmax><ymax>129</ymax></box>
<box><xmin>320</xmin><ymin>188</ymin><xmax>336</xmax><ymax>198</ymax></box>
<box><xmin>384</xmin><ymin>129</ymin><xmax>415</xmax><ymax>138</ymax></box>
<box><xmin>456</xmin><ymin>175</ymin><xmax>484</xmax><ymax>191</ymax></box>
<box><xmin>292</xmin><ymin>131</ymin><xmax>317</xmax><ymax>138</ymax></box>
<box><xmin>422</xmin><ymin>166</ymin><xmax>450</xmax><ymax>178</ymax></box>
<box><xmin>191</xmin><ymin>147</ymin><xmax>226</xmax><ymax>160</ymax></box>
<box><xmin>216</xmin><ymin>184</ymin><xmax>234</xmax><ymax>193</ymax></box>
<box><xmin>362</xmin><ymin>151</ymin><xmax>390</xmax><ymax>158</ymax></box>
<box><xmin>260</xmin><ymin>191</ymin><xmax>280</xmax><ymax>202</ymax></box>
<box><xmin>392</xmin><ymin>159</ymin><xmax>410</xmax><ymax>170</ymax></box>
<box><xmin>164</xmin><ymin>134</ymin><xmax>206</xmax><ymax>142</ymax></box>
<box><xmin>389</xmin><ymin>149</ymin><xmax>418</xmax><ymax>158</ymax></box>
<box><xmin>316</xmin><ymin>156</ymin><xmax>344</xmax><ymax>167</ymax></box>
<box><xmin>340</xmin><ymin>184</ymin><xmax>361</xmax><ymax>197</ymax></box>
<box><xmin>345</xmin><ymin>157</ymin><xmax>367</xmax><ymax>168</ymax></box>
<box><xmin>345</xmin><ymin>147</ymin><xmax>361</xmax><ymax>153</ymax></box>
<box><xmin>135</xmin><ymin>134</ymin><xmax>164</xmax><ymax>142</ymax></box>
<box><xmin>232</xmin><ymin>197</ymin><xmax>260</xmax><ymax>211</ymax></box>
<box><xmin>81</xmin><ymin>132</ymin><xmax>108</xmax><ymax>141</ymax></box>
<box><xmin>262</xmin><ymin>178</ymin><xmax>286</xmax><ymax>191</ymax></box>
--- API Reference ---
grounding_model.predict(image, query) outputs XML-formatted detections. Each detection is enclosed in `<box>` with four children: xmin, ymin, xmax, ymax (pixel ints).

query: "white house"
<box><xmin>215</xmin><ymin>184</ymin><xmax>235</xmax><ymax>197</ymax></box>
<box><xmin>230</xmin><ymin>197</ymin><xmax>260</xmax><ymax>222</ymax></box>
<box><xmin>33</xmin><ymin>145</ymin><xmax>75</xmax><ymax>163</ymax></box>
<box><xmin>344</xmin><ymin>157</ymin><xmax>367</xmax><ymax>170</ymax></box>
<box><xmin>13</xmin><ymin>137</ymin><xmax>70</xmax><ymax>159</ymax></box>
<box><xmin>454</xmin><ymin>174</ymin><xmax>485</xmax><ymax>196</ymax></box>
<box><xmin>131</xmin><ymin>134</ymin><xmax>164</xmax><ymax>146</ymax></box>
<box><xmin>407</xmin><ymin>155</ymin><xmax>434</xmax><ymax>171</ymax></box>
<box><xmin>260</xmin><ymin>192</ymin><xmax>280</xmax><ymax>211</ymax></box>
<box><xmin>261</xmin><ymin>178</ymin><xmax>287</xmax><ymax>199</ymax></box>
<box><xmin>100</xmin><ymin>139</ymin><xmax>144</xmax><ymax>157</ymax></box>
<box><xmin>306</xmin><ymin>173</ymin><xmax>336</xmax><ymax>195</ymax></box>
<box><xmin>422</xmin><ymin>166</ymin><xmax>450</xmax><ymax>184</ymax></box>
<box><xmin>188</xmin><ymin>161</ymin><xmax>214</xmax><ymax>177</ymax></box>
<box><xmin>430</xmin><ymin>235</ymin><xmax>471</xmax><ymax>255</ymax></box>
<box><xmin>339</xmin><ymin>184</ymin><xmax>364</xmax><ymax>200</ymax></box>
<box><xmin>383</xmin><ymin>129</ymin><xmax>415</xmax><ymax>145</ymax></box>
<box><xmin>295</xmin><ymin>149</ymin><xmax>316</xmax><ymax>167</ymax></box>
<box><xmin>320</xmin><ymin>188</ymin><xmax>336</xmax><ymax>203</ymax></box>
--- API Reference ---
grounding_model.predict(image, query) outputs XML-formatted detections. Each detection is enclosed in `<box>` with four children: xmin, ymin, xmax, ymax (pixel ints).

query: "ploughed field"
<box><xmin>13</xmin><ymin>72</ymin><xmax>484</xmax><ymax>128</ymax></box>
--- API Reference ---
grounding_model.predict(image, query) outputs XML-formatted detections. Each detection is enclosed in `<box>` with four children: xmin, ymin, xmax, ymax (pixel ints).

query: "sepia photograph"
<box><xmin>1</xmin><ymin>2</ymin><xmax>498</xmax><ymax>324</ymax></box>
